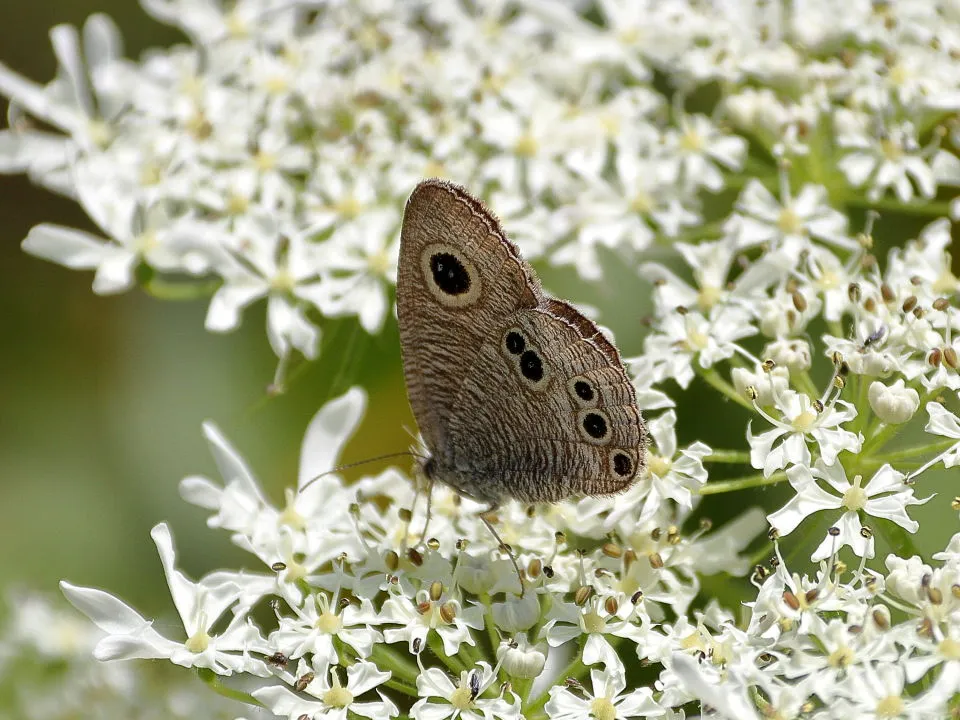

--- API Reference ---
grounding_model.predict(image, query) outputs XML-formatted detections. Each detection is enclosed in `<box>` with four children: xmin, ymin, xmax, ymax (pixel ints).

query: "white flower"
<box><xmin>411</xmin><ymin>661</ymin><xmax>521</xmax><ymax>720</ymax></box>
<box><xmin>868</xmin><ymin>379</ymin><xmax>920</xmax><ymax>424</ymax></box>
<box><xmin>311</xmin><ymin>207</ymin><xmax>401</xmax><ymax>334</ymax></box>
<box><xmin>253</xmin><ymin>658</ymin><xmax>397</xmax><ymax>720</ymax></box>
<box><xmin>381</xmin><ymin>586</ymin><xmax>484</xmax><ymax>657</ymax></box>
<box><xmin>767</xmin><ymin>461</ymin><xmax>930</xmax><ymax>560</ymax></box>
<box><xmin>731</xmin><ymin>178</ymin><xmax>855</xmax><ymax>253</ymax></box>
<box><xmin>922</xmin><ymin>401</ymin><xmax>960</xmax><ymax>468</ymax></box>
<box><xmin>496</xmin><ymin>633</ymin><xmax>547</xmax><ymax>680</ymax></box>
<box><xmin>763</xmin><ymin>338</ymin><xmax>812</xmax><ymax>373</ymax></box>
<box><xmin>607</xmin><ymin>410</ymin><xmax>709</xmax><ymax>525</ymax></box>
<box><xmin>61</xmin><ymin>524</ymin><xmax>269</xmax><ymax>676</ymax></box>
<box><xmin>545</xmin><ymin>657</ymin><xmax>664</xmax><ymax>719</ymax></box>
<box><xmin>179</xmin><ymin>389</ymin><xmax>366</xmax><ymax>585</ymax></box>
<box><xmin>541</xmin><ymin>594</ymin><xmax>647</xmax><ymax>668</ymax></box>
<box><xmin>661</xmin><ymin>114</ymin><xmax>746</xmax><ymax>193</ymax></box>
<box><xmin>837</xmin><ymin>117</ymin><xmax>941</xmax><ymax>203</ymax></box>
<box><xmin>748</xmin><ymin>390</ymin><xmax>862</xmax><ymax>477</ymax></box>
<box><xmin>642</xmin><ymin>306</ymin><xmax>756</xmax><ymax>388</ymax></box>
<box><xmin>205</xmin><ymin>217</ymin><xmax>324</xmax><ymax>359</ymax></box>
<box><xmin>22</xmin><ymin>198</ymin><xmax>209</xmax><ymax>295</ymax></box>
<box><xmin>269</xmin><ymin>590</ymin><xmax>381</xmax><ymax>664</ymax></box>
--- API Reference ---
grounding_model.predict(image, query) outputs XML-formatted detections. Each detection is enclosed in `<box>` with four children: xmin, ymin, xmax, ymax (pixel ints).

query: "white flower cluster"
<box><xmin>5</xmin><ymin>0</ymin><xmax>960</xmax><ymax>365</ymax></box>
<box><xmin>60</xmin><ymin>380</ymin><xmax>960</xmax><ymax>718</ymax></box>
<box><xmin>5</xmin><ymin>0</ymin><xmax>960</xmax><ymax>717</ymax></box>
<box><xmin>0</xmin><ymin>590</ymin><xmax>242</xmax><ymax>719</ymax></box>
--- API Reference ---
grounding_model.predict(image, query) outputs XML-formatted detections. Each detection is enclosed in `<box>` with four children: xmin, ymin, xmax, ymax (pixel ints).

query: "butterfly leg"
<box><xmin>478</xmin><ymin>505</ymin><xmax>525</xmax><ymax>597</ymax></box>
<box><xmin>417</xmin><ymin>476</ymin><xmax>435</xmax><ymax>546</ymax></box>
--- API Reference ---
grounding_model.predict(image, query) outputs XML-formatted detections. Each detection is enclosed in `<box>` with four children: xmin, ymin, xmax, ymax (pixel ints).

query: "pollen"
<box><xmin>449</xmin><ymin>685</ymin><xmax>474</xmax><ymax>710</ymax></box>
<box><xmin>777</xmin><ymin>206</ymin><xmax>803</xmax><ymax>235</ymax></box>
<box><xmin>842</xmin><ymin>476</ymin><xmax>867</xmax><ymax>512</ymax></box>
<box><xmin>254</xmin><ymin>151</ymin><xmax>277</xmax><ymax>172</ymax></box>
<box><xmin>279</xmin><ymin>489</ymin><xmax>306</xmax><ymax>530</ymax></box>
<box><xmin>939</xmin><ymin>636</ymin><xmax>960</xmax><ymax>660</ymax></box>
<box><xmin>629</xmin><ymin>191</ymin><xmax>654</xmax><ymax>214</ymax></box>
<box><xmin>581</xmin><ymin>610</ymin><xmax>607</xmax><ymax>634</ymax></box>
<box><xmin>335</xmin><ymin>195</ymin><xmax>363</xmax><ymax>219</ymax></box>
<box><xmin>875</xmin><ymin>694</ymin><xmax>904</xmax><ymax>718</ymax></box>
<box><xmin>679</xmin><ymin>127</ymin><xmax>703</xmax><ymax>152</ymax></box>
<box><xmin>697</xmin><ymin>284</ymin><xmax>722</xmax><ymax>311</ymax></box>
<box><xmin>323</xmin><ymin>685</ymin><xmax>354</xmax><ymax>708</ymax></box>
<box><xmin>514</xmin><ymin>133</ymin><xmax>539</xmax><ymax>158</ymax></box>
<box><xmin>791</xmin><ymin>409</ymin><xmax>817</xmax><ymax>432</ymax></box>
<box><xmin>647</xmin><ymin>453</ymin><xmax>672</xmax><ymax>479</ymax></box>
<box><xmin>316</xmin><ymin>610</ymin><xmax>343</xmax><ymax>634</ymax></box>
<box><xmin>184</xmin><ymin>629</ymin><xmax>210</xmax><ymax>653</ymax></box>
<box><xmin>828</xmin><ymin>645</ymin><xmax>855</xmax><ymax>668</ymax></box>
<box><xmin>591</xmin><ymin>697</ymin><xmax>617</xmax><ymax>720</ymax></box>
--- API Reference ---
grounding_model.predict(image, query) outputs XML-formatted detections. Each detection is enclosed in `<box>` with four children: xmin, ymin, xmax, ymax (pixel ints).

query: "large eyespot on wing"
<box><xmin>396</xmin><ymin>180</ymin><xmax>543</xmax><ymax>456</ymax></box>
<box><xmin>419</xmin><ymin>243</ymin><xmax>482</xmax><ymax>307</ymax></box>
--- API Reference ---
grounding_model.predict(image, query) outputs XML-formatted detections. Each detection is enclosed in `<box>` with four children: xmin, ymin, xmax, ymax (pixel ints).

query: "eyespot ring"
<box><xmin>577</xmin><ymin>409</ymin><xmax>612</xmax><ymax>445</ymax></box>
<box><xmin>420</xmin><ymin>243</ymin><xmax>481</xmax><ymax>307</ymax></box>
<box><xmin>567</xmin><ymin>375</ymin><xmax>598</xmax><ymax>408</ymax></box>
<box><xmin>610</xmin><ymin>450</ymin><xmax>637</xmax><ymax>480</ymax></box>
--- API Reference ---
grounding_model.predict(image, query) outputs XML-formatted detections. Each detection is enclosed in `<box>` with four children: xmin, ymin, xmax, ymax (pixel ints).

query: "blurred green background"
<box><xmin>1</xmin><ymin>1</ymin><xmax>957</xmax><ymax>628</ymax></box>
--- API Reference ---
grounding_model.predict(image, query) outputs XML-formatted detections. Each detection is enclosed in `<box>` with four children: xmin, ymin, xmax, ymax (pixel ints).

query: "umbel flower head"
<box><xmin>1</xmin><ymin>0</ymin><xmax>959</xmax><ymax>718</ymax></box>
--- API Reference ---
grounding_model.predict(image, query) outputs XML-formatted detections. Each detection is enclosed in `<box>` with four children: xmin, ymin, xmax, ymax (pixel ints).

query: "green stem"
<box><xmin>524</xmin><ymin>646</ymin><xmax>587</xmax><ymax>717</ymax></box>
<box><xmin>479</xmin><ymin>594</ymin><xmax>502</xmax><ymax>657</ymax></box>
<box><xmin>859</xmin><ymin>421</ymin><xmax>904</xmax><ymax>458</ymax></box>
<box><xmin>699</xmin><ymin>470</ymin><xmax>788</xmax><ymax>495</ymax></box>
<box><xmin>370</xmin><ymin>643</ymin><xmax>421</xmax><ymax>685</ymax></box>
<box><xmin>384</xmin><ymin>676</ymin><xmax>421</xmax><ymax>698</ymax></box>
<box><xmin>196</xmin><ymin>668</ymin><xmax>262</xmax><ymax>707</ymax></box>
<box><xmin>512</xmin><ymin>676</ymin><xmax>533</xmax><ymax>705</ymax></box>
<box><xmin>860</xmin><ymin>438</ymin><xmax>958</xmax><ymax>468</ymax></box>
<box><xmin>428</xmin><ymin>634</ymin><xmax>467</xmax><ymax>676</ymax></box>
<box><xmin>696</xmin><ymin>366</ymin><xmax>755</xmax><ymax>412</ymax></box>
<box><xmin>141</xmin><ymin>276</ymin><xmax>221</xmax><ymax>300</ymax></box>
<box><xmin>703</xmin><ymin>449</ymin><xmax>751</xmax><ymax>464</ymax></box>
<box><xmin>845</xmin><ymin>195</ymin><xmax>956</xmax><ymax>218</ymax></box>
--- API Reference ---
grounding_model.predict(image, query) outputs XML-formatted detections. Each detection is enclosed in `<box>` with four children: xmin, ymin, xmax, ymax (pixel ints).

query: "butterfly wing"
<box><xmin>397</xmin><ymin>179</ymin><xmax>541</xmax><ymax>456</ymax></box>
<box><xmin>446</xmin><ymin>299</ymin><xmax>646</xmax><ymax>504</ymax></box>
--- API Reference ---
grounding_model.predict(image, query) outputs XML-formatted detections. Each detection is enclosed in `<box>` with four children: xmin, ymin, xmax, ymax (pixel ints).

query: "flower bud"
<box><xmin>455</xmin><ymin>553</ymin><xmax>495</xmax><ymax>595</ymax></box>
<box><xmin>732</xmin><ymin>365</ymin><xmax>789</xmax><ymax>405</ymax></box>
<box><xmin>492</xmin><ymin>589</ymin><xmax>540</xmax><ymax>632</ymax></box>
<box><xmin>496</xmin><ymin>633</ymin><xmax>547</xmax><ymax>679</ymax></box>
<box><xmin>868</xmin><ymin>379</ymin><xmax>919</xmax><ymax>424</ymax></box>
<box><xmin>763</xmin><ymin>338</ymin><xmax>812</xmax><ymax>372</ymax></box>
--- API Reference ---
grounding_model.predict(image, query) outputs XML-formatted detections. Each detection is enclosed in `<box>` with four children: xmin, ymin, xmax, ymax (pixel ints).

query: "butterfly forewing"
<box><xmin>397</xmin><ymin>180</ymin><xmax>539</xmax><ymax>456</ymax></box>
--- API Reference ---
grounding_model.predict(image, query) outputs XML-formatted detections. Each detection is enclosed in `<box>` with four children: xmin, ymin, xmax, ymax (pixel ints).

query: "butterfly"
<box><xmin>396</xmin><ymin>179</ymin><xmax>647</xmax><ymax>515</ymax></box>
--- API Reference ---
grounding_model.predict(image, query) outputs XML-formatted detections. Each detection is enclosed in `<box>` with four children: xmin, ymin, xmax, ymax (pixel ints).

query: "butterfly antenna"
<box><xmin>299</xmin><ymin>451</ymin><xmax>424</xmax><ymax>493</ymax></box>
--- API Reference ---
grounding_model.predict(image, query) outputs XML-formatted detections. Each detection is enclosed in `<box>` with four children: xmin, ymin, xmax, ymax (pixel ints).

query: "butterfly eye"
<box><xmin>577</xmin><ymin>409</ymin><xmax>611</xmax><ymax>444</ymax></box>
<box><xmin>566</xmin><ymin>376</ymin><xmax>597</xmax><ymax>407</ymax></box>
<box><xmin>611</xmin><ymin>452</ymin><xmax>634</xmax><ymax>478</ymax></box>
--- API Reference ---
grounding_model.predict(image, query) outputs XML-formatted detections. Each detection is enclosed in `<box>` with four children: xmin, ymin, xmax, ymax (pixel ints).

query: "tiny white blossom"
<box><xmin>767</xmin><ymin>461</ymin><xmax>930</xmax><ymax>560</ymax></box>
<box><xmin>868</xmin><ymin>379</ymin><xmax>920</xmax><ymax>424</ymax></box>
<box><xmin>748</xmin><ymin>390</ymin><xmax>862</xmax><ymax>477</ymax></box>
<box><xmin>61</xmin><ymin>524</ymin><xmax>269</xmax><ymax>676</ymax></box>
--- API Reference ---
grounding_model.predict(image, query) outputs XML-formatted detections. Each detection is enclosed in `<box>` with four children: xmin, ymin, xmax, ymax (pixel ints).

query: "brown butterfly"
<box><xmin>396</xmin><ymin>179</ymin><xmax>647</xmax><ymax>517</ymax></box>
